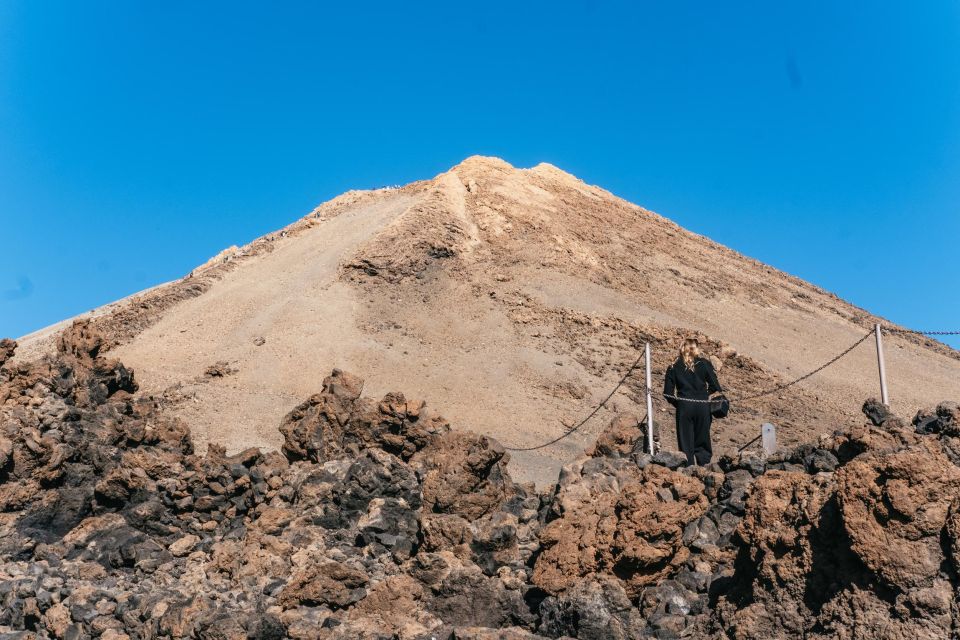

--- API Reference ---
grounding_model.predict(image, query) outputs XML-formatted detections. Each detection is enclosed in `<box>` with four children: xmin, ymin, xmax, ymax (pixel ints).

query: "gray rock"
<box><xmin>726</xmin><ymin>488</ymin><xmax>748</xmax><ymax>515</ymax></box>
<box><xmin>656</xmin><ymin>487</ymin><xmax>675</xmax><ymax>503</ymax></box>
<box><xmin>803</xmin><ymin>449</ymin><xmax>839</xmax><ymax>473</ymax></box>
<box><xmin>653</xmin><ymin>451</ymin><xmax>689</xmax><ymax>470</ymax></box>
<box><xmin>736</xmin><ymin>453</ymin><xmax>766</xmax><ymax>477</ymax></box>
<box><xmin>676</xmin><ymin>569</ymin><xmax>710</xmax><ymax>593</ymax></box>
<box><xmin>689</xmin><ymin>516</ymin><xmax>720</xmax><ymax>551</ymax></box>
<box><xmin>716</xmin><ymin>511</ymin><xmax>741</xmax><ymax>538</ymax></box>
<box><xmin>539</xmin><ymin>578</ymin><xmax>646</xmax><ymax>640</ymax></box>
<box><xmin>720</xmin><ymin>469</ymin><xmax>753</xmax><ymax>499</ymax></box>
<box><xmin>632</xmin><ymin>452</ymin><xmax>652</xmax><ymax>469</ymax></box>
<box><xmin>862</xmin><ymin>397</ymin><xmax>894</xmax><ymax>427</ymax></box>
<box><xmin>356</xmin><ymin>497</ymin><xmax>419</xmax><ymax>561</ymax></box>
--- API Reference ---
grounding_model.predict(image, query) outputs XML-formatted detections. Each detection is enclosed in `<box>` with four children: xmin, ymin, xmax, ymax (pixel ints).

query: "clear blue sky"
<box><xmin>1</xmin><ymin>2</ymin><xmax>958</xmax><ymax>350</ymax></box>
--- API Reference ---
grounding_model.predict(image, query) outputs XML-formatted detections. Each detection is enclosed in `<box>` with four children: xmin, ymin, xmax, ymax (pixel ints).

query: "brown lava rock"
<box><xmin>3</xmin><ymin>320</ymin><xmax>960</xmax><ymax>639</ymax></box>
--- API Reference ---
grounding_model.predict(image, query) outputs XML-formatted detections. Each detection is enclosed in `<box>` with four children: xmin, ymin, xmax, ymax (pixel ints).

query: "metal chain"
<box><xmin>725</xmin><ymin>328</ymin><xmax>874</xmax><ymax>401</ymax></box>
<box><xmin>658</xmin><ymin>395</ymin><xmax>715</xmax><ymax>404</ymax></box>
<box><xmin>882</xmin><ymin>328</ymin><xmax>960</xmax><ymax>336</ymax></box>
<box><xmin>503</xmin><ymin>351</ymin><xmax>645</xmax><ymax>452</ymax></box>
<box><xmin>661</xmin><ymin>329</ymin><xmax>875</xmax><ymax>404</ymax></box>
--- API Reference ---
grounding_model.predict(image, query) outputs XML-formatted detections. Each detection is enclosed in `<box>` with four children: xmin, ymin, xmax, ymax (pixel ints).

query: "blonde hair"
<box><xmin>680</xmin><ymin>338</ymin><xmax>700</xmax><ymax>371</ymax></box>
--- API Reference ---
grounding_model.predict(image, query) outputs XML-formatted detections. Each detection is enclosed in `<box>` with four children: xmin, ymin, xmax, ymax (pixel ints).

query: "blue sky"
<box><xmin>1</xmin><ymin>2</ymin><xmax>958</xmax><ymax>349</ymax></box>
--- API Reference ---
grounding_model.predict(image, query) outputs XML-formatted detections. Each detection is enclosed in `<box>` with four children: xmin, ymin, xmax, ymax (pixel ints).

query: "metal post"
<box><xmin>874</xmin><ymin>324</ymin><xmax>889</xmax><ymax>406</ymax></box>
<box><xmin>645</xmin><ymin>342</ymin><xmax>654</xmax><ymax>455</ymax></box>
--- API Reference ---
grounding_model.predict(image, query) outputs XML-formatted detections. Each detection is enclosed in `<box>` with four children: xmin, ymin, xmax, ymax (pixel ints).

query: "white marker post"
<box><xmin>761</xmin><ymin>423</ymin><xmax>777</xmax><ymax>458</ymax></box>
<box><xmin>874</xmin><ymin>324</ymin><xmax>889</xmax><ymax>406</ymax></box>
<box><xmin>645</xmin><ymin>342</ymin><xmax>654</xmax><ymax>454</ymax></box>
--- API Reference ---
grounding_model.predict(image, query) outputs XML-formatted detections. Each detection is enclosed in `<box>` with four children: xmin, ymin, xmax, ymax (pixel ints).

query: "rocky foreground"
<box><xmin>2</xmin><ymin>321</ymin><xmax>960</xmax><ymax>639</ymax></box>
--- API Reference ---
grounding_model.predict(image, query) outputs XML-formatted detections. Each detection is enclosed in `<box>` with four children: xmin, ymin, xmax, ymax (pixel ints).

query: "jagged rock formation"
<box><xmin>0</xmin><ymin>323</ymin><xmax>542</xmax><ymax>639</ymax></box>
<box><xmin>713</xmin><ymin>403</ymin><xmax>960</xmax><ymax>639</ymax></box>
<box><xmin>3</xmin><ymin>321</ymin><xmax>960</xmax><ymax>639</ymax></box>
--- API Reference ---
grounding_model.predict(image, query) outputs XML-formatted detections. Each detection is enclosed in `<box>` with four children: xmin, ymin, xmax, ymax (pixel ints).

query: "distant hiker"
<box><xmin>663</xmin><ymin>338</ymin><xmax>723</xmax><ymax>466</ymax></box>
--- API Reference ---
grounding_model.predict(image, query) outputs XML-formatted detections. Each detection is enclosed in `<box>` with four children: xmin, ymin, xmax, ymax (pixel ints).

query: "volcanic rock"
<box><xmin>836</xmin><ymin>443</ymin><xmax>960</xmax><ymax>591</ymax></box>
<box><xmin>412</xmin><ymin>431</ymin><xmax>514</xmax><ymax>521</ymax></box>
<box><xmin>3</xmin><ymin>321</ymin><xmax>960</xmax><ymax>639</ymax></box>
<box><xmin>532</xmin><ymin>453</ymin><xmax>708</xmax><ymax>598</ymax></box>
<box><xmin>0</xmin><ymin>338</ymin><xmax>16</xmax><ymax>368</ymax></box>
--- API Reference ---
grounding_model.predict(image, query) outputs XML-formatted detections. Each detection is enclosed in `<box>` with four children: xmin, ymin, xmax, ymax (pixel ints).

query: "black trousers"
<box><xmin>675</xmin><ymin>403</ymin><xmax>712</xmax><ymax>466</ymax></box>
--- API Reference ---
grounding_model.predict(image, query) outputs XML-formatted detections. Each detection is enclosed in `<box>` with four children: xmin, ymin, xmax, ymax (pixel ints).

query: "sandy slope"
<box><xmin>16</xmin><ymin>157</ymin><xmax>960</xmax><ymax>486</ymax></box>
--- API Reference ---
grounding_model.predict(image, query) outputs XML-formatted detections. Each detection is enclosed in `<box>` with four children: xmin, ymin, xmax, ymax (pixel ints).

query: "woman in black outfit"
<box><xmin>663</xmin><ymin>338</ymin><xmax>723</xmax><ymax>466</ymax></box>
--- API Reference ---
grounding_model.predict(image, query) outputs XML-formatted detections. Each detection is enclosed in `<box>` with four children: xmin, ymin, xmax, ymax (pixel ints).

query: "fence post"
<box><xmin>874</xmin><ymin>324</ymin><xmax>889</xmax><ymax>406</ymax></box>
<box><xmin>645</xmin><ymin>342</ymin><xmax>654</xmax><ymax>455</ymax></box>
<box><xmin>761</xmin><ymin>423</ymin><xmax>777</xmax><ymax>458</ymax></box>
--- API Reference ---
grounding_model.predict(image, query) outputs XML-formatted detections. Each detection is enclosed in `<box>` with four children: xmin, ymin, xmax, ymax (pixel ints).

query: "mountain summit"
<box><xmin>15</xmin><ymin>157</ymin><xmax>960</xmax><ymax>484</ymax></box>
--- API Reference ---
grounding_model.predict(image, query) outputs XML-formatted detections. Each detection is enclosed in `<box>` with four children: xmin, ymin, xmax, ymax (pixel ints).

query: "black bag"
<box><xmin>710</xmin><ymin>394</ymin><xmax>730</xmax><ymax>419</ymax></box>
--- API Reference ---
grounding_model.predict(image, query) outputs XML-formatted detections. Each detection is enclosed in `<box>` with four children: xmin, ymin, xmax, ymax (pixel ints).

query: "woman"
<box><xmin>663</xmin><ymin>338</ymin><xmax>723</xmax><ymax>466</ymax></box>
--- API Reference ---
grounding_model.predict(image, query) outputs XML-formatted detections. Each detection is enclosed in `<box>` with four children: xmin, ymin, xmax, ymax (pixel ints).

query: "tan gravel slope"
<box><xmin>17</xmin><ymin>156</ymin><xmax>960</xmax><ymax>486</ymax></box>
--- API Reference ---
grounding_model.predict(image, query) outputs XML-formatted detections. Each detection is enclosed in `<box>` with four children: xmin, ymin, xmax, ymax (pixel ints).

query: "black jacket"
<box><xmin>663</xmin><ymin>357</ymin><xmax>722</xmax><ymax>407</ymax></box>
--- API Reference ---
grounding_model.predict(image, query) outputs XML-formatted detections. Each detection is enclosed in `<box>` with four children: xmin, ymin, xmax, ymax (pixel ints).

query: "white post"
<box><xmin>874</xmin><ymin>324</ymin><xmax>889</xmax><ymax>406</ymax></box>
<box><xmin>761</xmin><ymin>423</ymin><xmax>777</xmax><ymax>458</ymax></box>
<box><xmin>645</xmin><ymin>342</ymin><xmax>654</xmax><ymax>454</ymax></box>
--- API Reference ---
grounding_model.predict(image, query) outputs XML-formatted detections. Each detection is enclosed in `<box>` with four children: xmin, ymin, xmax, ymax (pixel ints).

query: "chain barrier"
<box><xmin>504</xmin><ymin>351</ymin><xmax>645</xmax><ymax>452</ymax></box>
<box><xmin>662</xmin><ymin>329</ymin><xmax>875</xmax><ymax>405</ymax></box>
<box><xmin>500</xmin><ymin>324</ymin><xmax>917</xmax><ymax>453</ymax></box>
<box><xmin>882</xmin><ymin>328</ymin><xmax>960</xmax><ymax>336</ymax></box>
